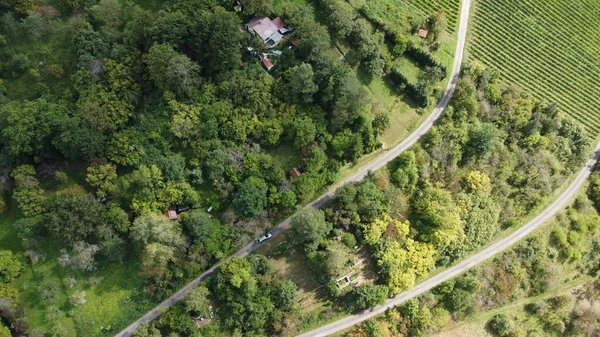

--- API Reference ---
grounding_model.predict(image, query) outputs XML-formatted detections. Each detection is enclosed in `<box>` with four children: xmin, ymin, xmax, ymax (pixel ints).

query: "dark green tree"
<box><xmin>354</xmin><ymin>283</ymin><xmax>389</xmax><ymax>311</ymax></box>
<box><xmin>232</xmin><ymin>177</ymin><xmax>268</xmax><ymax>218</ymax></box>
<box><xmin>290</xmin><ymin>208</ymin><xmax>331</xmax><ymax>251</ymax></box>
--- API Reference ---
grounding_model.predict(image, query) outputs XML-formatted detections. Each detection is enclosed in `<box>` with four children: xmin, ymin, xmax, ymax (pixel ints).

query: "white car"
<box><xmin>257</xmin><ymin>232</ymin><xmax>273</xmax><ymax>243</ymax></box>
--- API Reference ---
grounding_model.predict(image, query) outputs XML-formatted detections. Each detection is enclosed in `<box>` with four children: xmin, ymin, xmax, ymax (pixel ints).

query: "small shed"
<box><xmin>290</xmin><ymin>37</ymin><xmax>299</xmax><ymax>47</ymax></box>
<box><xmin>289</xmin><ymin>167</ymin><xmax>302</xmax><ymax>178</ymax></box>
<box><xmin>165</xmin><ymin>206</ymin><xmax>179</xmax><ymax>220</ymax></box>
<box><xmin>261</xmin><ymin>57</ymin><xmax>273</xmax><ymax>71</ymax></box>
<box><xmin>418</xmin><ymin>29</ymin><xmax>429</xmax><ymax>38</ymax></box>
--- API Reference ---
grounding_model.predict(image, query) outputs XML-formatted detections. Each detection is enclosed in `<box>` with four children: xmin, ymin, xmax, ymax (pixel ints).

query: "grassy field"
<box><xmin>469</xmin><ymin>0</ymin><xmax>600</xmax><ymax>136</ymax></box>
<box><xmin>1</xmin><ymin>169</ymin><xmax>155</xmax><ymax>336</ymax></box>
<box><xmin>427</xmin><ymin>276</ymin><xmax>593</xmax><ymax>337</ymax></box>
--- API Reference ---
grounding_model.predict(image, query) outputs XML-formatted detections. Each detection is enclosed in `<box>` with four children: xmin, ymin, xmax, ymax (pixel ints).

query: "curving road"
<box><xmin>298</xmin><ymin>141</ymin><xmax>600</xmax><ymax>336</ymax></box>
<box><xmin>115</xmin><ymin>0</ymin><xmax>471</xmax><ymax>335</ymax></box>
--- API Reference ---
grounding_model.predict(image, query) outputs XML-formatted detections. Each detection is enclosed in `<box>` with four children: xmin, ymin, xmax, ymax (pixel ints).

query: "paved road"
<box><xmin>115</xmin><ymin>0</ymin><xmax>470</xmax><ymax>334</ymax></box>
<box><xmin>298</xmin><ymin>142</ymin><xmax>600</xmax><ymax>337</ymax></box>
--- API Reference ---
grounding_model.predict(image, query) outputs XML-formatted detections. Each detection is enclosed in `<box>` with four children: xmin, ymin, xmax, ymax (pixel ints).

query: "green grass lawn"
<box><xmin>468</xmin><ymin>0</ymin><xmax>600</xmax><ymax>135</ymax></box>
<box><xmin>14</xmin><ymin>247</ymin><xmax>152</xmax><ymax>336</ymax></box>
<box><xmin>267</xmin><ymin>142</ymin><xmax>303</xmax><ymax>171</ymax></box>
<box><xmin>2</xmin><ymin>168</ymin><xmax>154</xmax><ymax>337</ymax></box>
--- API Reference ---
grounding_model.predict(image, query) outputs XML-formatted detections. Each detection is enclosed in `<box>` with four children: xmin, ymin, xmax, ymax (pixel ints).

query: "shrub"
<box><xmin>341</xmin><ymin>232</ymin><xmax>357</xmax><ymax>249</ymax></box>
<box><xmin>389</xmin><ymin>67</ymin><xmax>429</xmax><ymax>107</ymax></box>
<box><xmin>487</xmin><ymin>314</ymin><xmax>513</xmax><ymax>337</ymax></box>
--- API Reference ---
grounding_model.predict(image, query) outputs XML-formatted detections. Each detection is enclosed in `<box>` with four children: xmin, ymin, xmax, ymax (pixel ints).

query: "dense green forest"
<box><xmin>0</xmin><ymin>0</ymin><xmax>460</xmax><ymax>335</ymax></box>
<box><xmin>127</xmin><ymin>62</ymin><xmax>591</xmax><ymax>336</ymax></box>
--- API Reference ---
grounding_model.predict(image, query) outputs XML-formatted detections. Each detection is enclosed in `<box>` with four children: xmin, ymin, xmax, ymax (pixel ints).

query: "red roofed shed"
<box><xmin>418</xmin><ymin>29</ymin><xmax>429</xmax><ymax>38</ymax></box>
<box><xmin>165</xmin><ymin>206</ymin><xmax>179</xmax><ymax>220</ymax></box>
<box><xmin>261</xmin><ymin>57</ymin><xmax>273</xmax><ymax>71</ymax></box>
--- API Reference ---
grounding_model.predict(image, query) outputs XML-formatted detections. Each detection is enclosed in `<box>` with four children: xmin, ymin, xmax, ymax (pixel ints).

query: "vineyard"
<box><xmin>469</xmin><ymin>0</ymin><xmax>600</xmax><ymax>136</ymax></box>
<box><xmin>360</xmin><ymin>0</ymin><xmax>461</xmax><ymax>32</ymax></box>
<box><xmin>401</xmin><ymin>0</ymin><xmax>461</xmax><ymax>30</ymax></box>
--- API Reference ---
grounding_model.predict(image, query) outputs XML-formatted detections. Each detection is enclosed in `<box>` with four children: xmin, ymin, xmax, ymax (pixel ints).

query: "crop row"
<box><xmin>472</xmin><ymin>45</ymin><xmax>600</xmax><ymax>134</ymax></box>
<box><xmin>399</xmin><ymin>0</ymin><xmax>461</xmax><ymax>31</ymax></box>
<box><xmin>471</xmin><ymin>19</ymin><xmax>600</xmax><ymax>105</ymax></box>
<box><xmin>470</xmin><ymin>34</ymin><xmax>600</xmax><ymax>132</ymax></box>
<box><xmin>470</xmin><ymin>16</ymin><xmax>600</xmax><ymax>115</ymax></box>
<box><xmin>468</xmin><ymin>0</ymin><xmax>600</xmax><ymax>134</ymax></box>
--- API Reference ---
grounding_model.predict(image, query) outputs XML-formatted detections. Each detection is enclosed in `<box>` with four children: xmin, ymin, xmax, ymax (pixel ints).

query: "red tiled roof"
<box><xmin>246</xmin><ymin>17</ymin><xmax>286</xmax><ymax>41</ymax></box>
<box><xmin>272</xmin><ymin>17</ymin><xmax>285</xmax><ymax>30</ymax></box>
<box><xmin>418</xmin><ymin>29</ymin><xmax>429</xmax><ymax>38</ymax></box>
<box><xmin>165</xmin><ymin>206</ymin><xmax>179</xmax><ymax>220</ymax></box>
<box><xmin>261</xmin><ymin>57</ymin><xmax>273</xmax><ymax>70</ymax></box>
<box><xmin>290</xmin><ymin>37</ymin><xmax>299</xmax><ymax>46</ymax></box>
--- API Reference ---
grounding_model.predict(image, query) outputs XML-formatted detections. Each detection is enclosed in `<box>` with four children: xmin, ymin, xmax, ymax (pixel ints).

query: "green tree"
<box><xmin>86</xmin><ymin>163</ymin><xmax>118</xmax><ymax>198</ymax></box>
<box><xmin>411</xmin><ymin>186</ymin><xmax>462</xmax><ymax>248</ymax></box>
<box><xmin>290</xmin><ymin>208</ymin><xmax>331</xmax><ymax>251</ymax></box>
<box><xmin>429</xmin><ymin>11</ymin><xmax>447</xmax><ymax>40</ymax></box>
<box><xmin>88</xmin><ymin>0</ymin><xmax>124</xmax><ymax>30</ymax></box>
<box><xmin>0</xmin><ymin>324</ymin><xmax>9</xmax><ymax>337</ymax></box>
<box><xmin>0</xmin><ymin>99</ymin><xmax>67</xmax><ymax>159</ymax></box>
<box><xmin>0</xmin><ymin>250</ymin><xmax>22</xmax><ymax>283</ymax></box>
<box><xmin>169</xmin><ymin>100</ymin><xmax>201</xmax><ymax>141</ymax></box>
<box><xmin>354</xmin><ymin>283</ymin><xmax>389</xmax><ymax>311</ymax></box>
<box><xmin>141</xmin><ymin>242</ymin><xmax>176</xmax><ymax>280</ymax></box>
<box><xmin>197</xmin><ymin>7</ymin><xmax>245</xmax><ymax>79</ymax></box>
<box><xmin>130</xmin><ymin>213</ymin><xmax>185</xmax><ymax>248</ymax></box>
<box><xmin>391</xmin><ymin>151</ymin><xmax>419</xmax><ymax>194</ymax></box>
<box><xmin>290</xmin><ymin>116</ymin><xmax>317</xmax><ymax>149</ymax></box>
<box><xmin>392</xmin><ymin>34</ymin><xmax>409</xmax><ymax>57</ymax></box>
<box><xmin>107</xmin><ymin>130</ymin><xmax>145</xmax><ymax>166</ymax></box>
<box><xmin>11</xmin><ymin>165</ymin><xmax>44</xmax><ymax>217</ymax></box>
<box><xmin>376</xmin><ymin>239</ymin><xmax>435</xmax><ymax>293</ymax></box>
<box><xmin>132</xmin><ymin>323</ymin><xmax>162</xmax><ymax>337</ymax></box>
<box><xmin>232</xmin><ymin>177</ymin><xmax>268</xmax><ymax>218</ymax></box>
<box><xmin>44</xmin><ymin>194</ymin><xmax>108</xmax><ymax>243</ymax></box>
<box><xmin>487</xmin><ymin>314</ymin><xmax>513</xmax><ymax>337</ymax></box>
<box><xmin>243</xmin><ymin>0</ymin><xmax>273</xmax><ymax>17</ymax></box>
<box><xmin>147</xmin><ymin>43</ymin><xmax>201</xmax><ymax>97</ymax></box>
<box><xmin>283</xmin><ymin>63</ymin><xmax>318</xmax><ymax>104</ymax></box>
<box><xmin>450</xmin><ymin>79</ymin><xmax>479</xmax><ymax>120</ymax></box>
<box><xmin>184</xmin><ymin>286</ymin><xmax>211</xmax><ymax>316</ymax></box>
<box><xmin>274</xmin><ymin>279</ymin><xmax>297</xmax><ymax>310</ymax></box>
<box><xmin>325</xmin><ymin>0</ymin><xmax>356</xmax><ymax>39</ymax></box>
<box><xmin>183</xmin><ymin>211</ymin><xmax>231</xmax><ymax>260</ymax></box>
<box><xmin>468</xmin><ymin>123</ymin><xmax>501</xmax><ymax>159</ymax></box>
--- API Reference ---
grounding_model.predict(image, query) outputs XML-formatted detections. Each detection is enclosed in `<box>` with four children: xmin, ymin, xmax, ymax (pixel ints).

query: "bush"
<box><xmin>54</xmin><ymin>170</ymin><xmax>69</xmax><ymax>186</ymax></box>
<box><xmin>341</xmin><ymin>233</ymin><xmax>357</xmax><ymax>249</ymax></box>
<box><xmin>487</xmin><ymin>314</ymin><xmax>513</xmax><ymax>337</ymax></box>
<box><xmin>389</xmin><ymin>67</ymin><xmax>429</xmax><ymax>107</ymax></box>
<box><xmin>405</xmin><ymin>45</ymin><xmax>447</xmax><ymax>76</ymax></box>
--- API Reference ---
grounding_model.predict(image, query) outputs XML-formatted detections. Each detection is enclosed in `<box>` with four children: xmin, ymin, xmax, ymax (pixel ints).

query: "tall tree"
<box><xmin>232</xmin><ymin>177</ymin><xmax>268</xmax><ymax>218</ymax></box>
<box><xmin>290</xmin><ymin>208</ymin><xmax>331</xmax><ymax>251</ymax></box>
<box><xmin>147</xmin><ymin>43</ymin><xmax>201</xmax><ymax>98</ymax></box>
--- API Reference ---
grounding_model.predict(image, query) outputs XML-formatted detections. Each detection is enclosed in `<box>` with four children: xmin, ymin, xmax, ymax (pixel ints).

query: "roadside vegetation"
<box><xmin>137</xmin><ymin>58</ymin><xmax>590</xmax><ymax>336</ymax></box>
<box><xmin>340</xmin><ymin>169</ymin><xmax>600</xmax><ymax>337</ymax></box>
